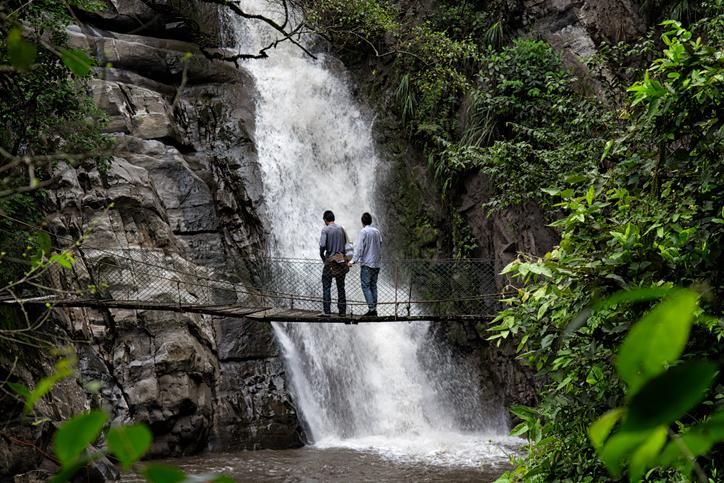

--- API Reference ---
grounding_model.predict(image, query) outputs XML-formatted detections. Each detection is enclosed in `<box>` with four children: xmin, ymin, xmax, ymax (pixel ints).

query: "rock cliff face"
<box><xmin>2</xmin><ymin>1</ymin><xmax>303</xmax><ymax>477</ymax></box>
<box><xmin>58</xmin><ymin>0</ymin><xmax>305</xmax><ymax>454</ymax></box>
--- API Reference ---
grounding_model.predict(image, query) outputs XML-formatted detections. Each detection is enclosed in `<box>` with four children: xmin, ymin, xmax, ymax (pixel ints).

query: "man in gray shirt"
<box><xmin>349</xmin><ymin>212</ymin><xmax>383</xmax><ymax>317</ymax></box>
<box><xmin>319</xmin><ymin>210</ymin><xmax>348</xmax><ymax>316</ymax></box>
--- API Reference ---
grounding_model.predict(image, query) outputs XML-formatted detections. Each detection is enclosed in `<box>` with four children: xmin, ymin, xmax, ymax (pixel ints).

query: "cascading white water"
<box><xmin>228</xmin><ymin>1</ymin><xmax>513</xmax><ymax>467</ymax></box>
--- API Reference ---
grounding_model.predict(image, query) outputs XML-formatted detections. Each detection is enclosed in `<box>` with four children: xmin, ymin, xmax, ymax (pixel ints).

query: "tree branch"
<box><xmin>199</xmin><ymin>0</ymin><xmax>317</xmax><ymax>60</ymax></box>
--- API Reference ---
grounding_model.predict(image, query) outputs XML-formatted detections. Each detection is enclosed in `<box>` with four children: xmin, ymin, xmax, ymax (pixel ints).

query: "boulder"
<box><xmin>213</xmin><ymin>358</ymin><xmax>304</xmax><ymax>450</ymax></box>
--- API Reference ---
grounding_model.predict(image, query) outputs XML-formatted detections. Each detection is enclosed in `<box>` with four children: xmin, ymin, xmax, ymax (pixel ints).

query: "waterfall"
<box><xmin>227</xmin><ymin>1</ymin><xmax>511</xmax><ymax>467</ymax></box>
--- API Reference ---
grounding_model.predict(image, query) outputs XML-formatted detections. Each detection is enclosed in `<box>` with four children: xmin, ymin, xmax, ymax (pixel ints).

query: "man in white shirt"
<box><xmin>348</xmin><ymin>212</ymin><xmax>383</xmax><ymax>317</ymax></box>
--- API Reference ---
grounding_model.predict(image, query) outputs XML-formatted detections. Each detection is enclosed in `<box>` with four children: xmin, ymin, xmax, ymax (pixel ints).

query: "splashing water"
<box><xmin>227</xmin><ymin>0</ymin><xmax>514</xmax><ymax>467</ymax></box>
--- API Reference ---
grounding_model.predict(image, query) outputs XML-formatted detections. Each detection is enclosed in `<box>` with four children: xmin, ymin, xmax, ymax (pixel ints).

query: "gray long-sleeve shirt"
<box><xmin>351</xmin><ymin>225</ymin><xmax>383</xmax><ymax>268</ymax></box>
<box><xmin>320</xmin><ymin>223</ymin><xmax>346</xmax><ymax>259</ymax></box>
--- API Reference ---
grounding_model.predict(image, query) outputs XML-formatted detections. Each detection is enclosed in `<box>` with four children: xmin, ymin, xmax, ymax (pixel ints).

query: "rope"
<box><xmin>1</xmin><ymin>213</ymin><xmax>508</xmax><ymax>318</ymax></box>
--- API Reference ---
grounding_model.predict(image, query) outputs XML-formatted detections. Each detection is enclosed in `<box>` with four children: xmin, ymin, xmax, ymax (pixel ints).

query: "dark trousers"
<box><xmin>322</xmin><ymin>263</ymin><xmax>346</xmax><ymax>314</ymax></box>
<box><xmin>360</xmin><ymin>266</ymin><xmax>380</xmax><ymax>311</ymax></box>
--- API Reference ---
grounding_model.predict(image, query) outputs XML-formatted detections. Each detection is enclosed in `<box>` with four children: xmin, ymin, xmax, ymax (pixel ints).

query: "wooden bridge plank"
<box><xmin>1</xmin><ymin>297</ymin><xmax>493</xmax><ymax>322</ymax></box>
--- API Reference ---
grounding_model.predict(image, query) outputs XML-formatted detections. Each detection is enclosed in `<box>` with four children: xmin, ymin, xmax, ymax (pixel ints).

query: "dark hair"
<box><xmin>361</xmin><ymin>212</ymin><xmax>372</xmax><ymax>226</ymax></box>
<box><xmin>323</xmin><ymin>210</ymin><xmax>335</xmax><ymax>222</ymax></box>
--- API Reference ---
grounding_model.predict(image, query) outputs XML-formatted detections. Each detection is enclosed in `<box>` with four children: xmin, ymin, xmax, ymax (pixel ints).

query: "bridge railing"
<box><xmin>244</xmin><ymin>258</ymin><xmax>500</xmax><ymax>317</ymax></box>
<box><xmin>3</xmin><ymin>246</ymin><xmax>502</xmax><ymax>319</ymax></box>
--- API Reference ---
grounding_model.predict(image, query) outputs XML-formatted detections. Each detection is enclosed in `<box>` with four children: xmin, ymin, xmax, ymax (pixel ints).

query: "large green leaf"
<box><xmin>35</xmin><ymin>232</ymin><xmax>52</xmax><ymax>255</ymax></box>
<box><xmin>106</xmin><ymin>424</ymin><xmax>152</xmax><ymax>471</ymax></box>
<box><xmin>593</xmin><ymin>287</ymin><xmax>673</xmax><ymax>310</ymax></box>
<box><xmin>616</xmin><ymin>289</ymin><xmax>698</xmax><ymax>394</ymax></box>
<box><xmin>565</xmin><ymin>286</ymin><xmax>673</xmax><ymax>336</ymax></box>
<box><xmin>622</xmin><ymin>360</ymin><xmax>717</xmax><ymax>432</ymax></box>
<box><xmin>628</xmin><ymin>426</ymin><xmax>667</xmax><ymax>482</ymax></box>
<box><xmin>142</xmin><ymin>464</ymin><xmax>187</xmax><ymax>483</ymax></box>
<box><xmin>600</xmin><ymin>428</ymin><xmax>653</xmax><ymax>478</ymax></box>
<box><xmin>589</xmin><ymin>408</ymin><xmax>625</xmax><ymax>449</ymax></box>
<box><xmin>509</xmin><ymin>405</ymin><xmax>537</xmax><ymax>422</ymax></box>
<box><xmin>24</xmin><ymin>359</ymin><xmax>74</xmax><ymax>414</ymax></box>
<box><xmin>54</xmin><ymin>410</ymin><xmax>108</xmax><ymax>466</ymax></box>
<box><xmin>7</xmin><ymin>28</ymin><xmax>37</xmax><ymax>71</ymax></box>
<box><xmin>59</xmin><ymin>49</ymin><xmax>94</xmax><ymax>77</ymax></box>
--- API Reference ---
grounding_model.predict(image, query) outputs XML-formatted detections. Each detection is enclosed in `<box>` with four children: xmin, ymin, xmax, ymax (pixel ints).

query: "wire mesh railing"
<box><xmin>2</xmin><ymin>247</ymin><xmax>502</xmax><ymax>319</ymax></box>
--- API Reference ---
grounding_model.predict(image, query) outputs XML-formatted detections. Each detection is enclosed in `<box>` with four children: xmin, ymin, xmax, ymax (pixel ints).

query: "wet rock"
<box><xmin>215</xmin><ymin>318</ymin><xmax>279</xmax><ymax>361</ymax></box>
<box><xmin>91</xmin><ymin>79</ymin><xmax>173</xmax><ymax>138</ymax></box>
<box><xmin>3</xmin><ymin>0</ymin><xmax>290</xmax><ymax>475</ymax></box>
<box><xmin>580</xmin><ymin>0</ymin><xmax>645</xmax><ymax>44</ymax></box>
<box><xmin>85</xmin><ymin>448</ymin><xmax>122</xmax><ymax>482</ymax></box>
<box><xmin>213</xmin><ymin>358</ymin><xmax>304</xmax><ymax>450</ymax></box>
<box><xmin>0</xmin><ymin>426</ymin><xmax>43</xmax><ymax>479</ymax></box>
<box><xmin>520</xmin><ymin>0</ymin><xmax>644</xmax><ymax>95</ymax></box>
<box><xmin>458</xmin><ymin>172</ymin><xmax>558</xmax><ymax>291</ymax></box>
<box><xmin>12</xmin><ymin>470</ymin><xmax>53</xmax><ymax>483</ymax></box>
<box><xmin>108</xmin><ymin>315</ymin><xmax>217</xmax><ymax>456</ymax></box>
<box><xmin>68</xmin><ymin>28</ymin><xmax>236</xmax><ymax>85</ymax></box>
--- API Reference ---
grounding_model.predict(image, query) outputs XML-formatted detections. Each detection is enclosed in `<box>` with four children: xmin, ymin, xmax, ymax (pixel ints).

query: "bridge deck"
<box><xmin>1</xmin><ymin>297</ymin><xmax>493</xmax><ymax>323</ymax></box>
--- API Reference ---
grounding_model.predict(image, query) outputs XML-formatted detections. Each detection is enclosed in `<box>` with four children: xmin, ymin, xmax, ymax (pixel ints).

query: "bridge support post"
<box><xmin>394</xmin><ymin>263</ymin><xmax>399</xmax><ymax>320</ymax></box>
<box><xmin>406</xmin><ymin>268</ymin><xmax>412</xmax><ymax>317</ymax></box>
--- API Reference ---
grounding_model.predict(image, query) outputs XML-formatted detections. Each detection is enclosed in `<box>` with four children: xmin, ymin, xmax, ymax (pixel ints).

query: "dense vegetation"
<box><xmin>0</xmin><ymin>0</ymin><xmax>108</xmax><ymax>286</ymax></box>
<box><xmin>301</xmin><ymin>0</ymin><xmax>724</xmax><ymax>480</ymax></box>
<box><xmin>490</xmin><ymin>16</ymin><xmax>724</xmax><ymax>481</ymax></box>
<box><xmin>1</xmin><ymin>0</ymin><xmax>722</xmax><ymax>480</ymax></box>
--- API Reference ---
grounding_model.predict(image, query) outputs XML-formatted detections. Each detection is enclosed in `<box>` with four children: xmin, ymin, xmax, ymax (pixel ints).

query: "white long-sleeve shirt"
<box><xmin>351</xmin><ymin>225</ymin><xmax>383</xmax><ymax>268</ymax></box>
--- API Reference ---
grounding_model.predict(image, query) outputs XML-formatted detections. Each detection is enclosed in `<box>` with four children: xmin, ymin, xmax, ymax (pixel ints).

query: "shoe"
<box><xmin>362</xmin><ymin>310</ymin><xmax>378</xmax><ymax>317</ymax></box>
<box><xmin>318</xmin><ymin>312</ymin><xmax>331</xmax><ymax>317</ymax></box>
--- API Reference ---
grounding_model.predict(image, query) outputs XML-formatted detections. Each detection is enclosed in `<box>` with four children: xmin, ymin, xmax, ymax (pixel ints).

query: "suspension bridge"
<box><xmin>1</xmin><ymin>246</ymin><xmax>505</xmax><ymax>323</ymax></box>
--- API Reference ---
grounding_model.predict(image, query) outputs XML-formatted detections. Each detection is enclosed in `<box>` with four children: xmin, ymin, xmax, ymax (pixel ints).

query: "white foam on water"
<box><xmin>313</xmin><ymin>433</ymin><xmax>523</xmax><ymax>468</ymax></box>
<box><xmin>227</xmin><ymin>0</ymin><xmax>513</xmax><ymax>468</ymax></box>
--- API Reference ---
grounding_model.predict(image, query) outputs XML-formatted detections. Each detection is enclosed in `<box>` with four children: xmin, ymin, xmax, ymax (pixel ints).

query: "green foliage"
<box><xmin>7</xmin><ymin>357</ymin><xmax>228</xmax><ymax>482</ymax></box>
<box><xmin>0</xmin><ymin>0</ymin><xmax>111</xmax><ymax>294</ymax></box>
<box><xmin>303</xmin><ymin>0</ymin><xmax>398</xmax><ymax>51</ymax></box>
<box><xmin>142</xmin><ymin>465</ymin><xmax>188</xmax><ymax>483</ymax></box>
<box><xmin>429</xmin><ymin>39</ymin><xmax>612</xmax><ymax>209</ymax></box>
<box><xmin>452</xmin><ymin>211</ymin><xmax>478</xmax><ymax>258</ymax></box>
<box><xmin>49</xmin><ymin>409</ymin><xmax>154</xmax><ymax>483</ymax></box>
<box><xmin>588</xmin><ymin>290</ymin><xmax>723</xmax><ymax>481</ymax></box>
<box><xmin>15</xmin><ymin>351</ymin><xmax>75</xmax><ymax>413</ymax></box>
<box><xmin>638</xmin><ymin>0</ymin><xmax>717</xmax><ymax>24</ymax></box>
<box><xmin>615</xmin><ymin>289</ymin><xmax>698</xmax><ymax>394</ymax></box>
<box><xmin>54</xmin><ymin>410</ymin><xmax>108</xmax><ymax>467</ymax></box>
<box><xmin>59</xmin><ymin>48</ymin><xmax>95</xmax><ymax>77</ymax></box>
<box><xmin>491</xmin><ymin>21</ymin><xmax>723</xmax><ymax>481</ymax></box>
<box><xmin>397</xmin><ymin>24</ymin><xmax>480</xmax><ymax>140</ymax></box>
<box><xmin>0</xmin><ymin>29</ymin><xmax>109</xmax><ymax>159</ymax></box>
<box><xmin>106</xmin><ymin>424</ymin><xmax>154</xmax><ymax>471</ymax></box>
<box><xmin>626</xmin><ymin>19</ymin><xmax>722</xmax><ymax>173</ymax></box>
<box><xmin>395</xmin><ymin>74</ymin><xmax>415</xmax><ymax>128</ymax></box>
<box><xmin>0</xmin><ymin>0</ymin><xmax>111</xmax><ymax>252</ymax></box>
<box><xmin>7</xmin><ymin>27</ymin><xmax>37</xmax><ymax>71</ymax></box>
